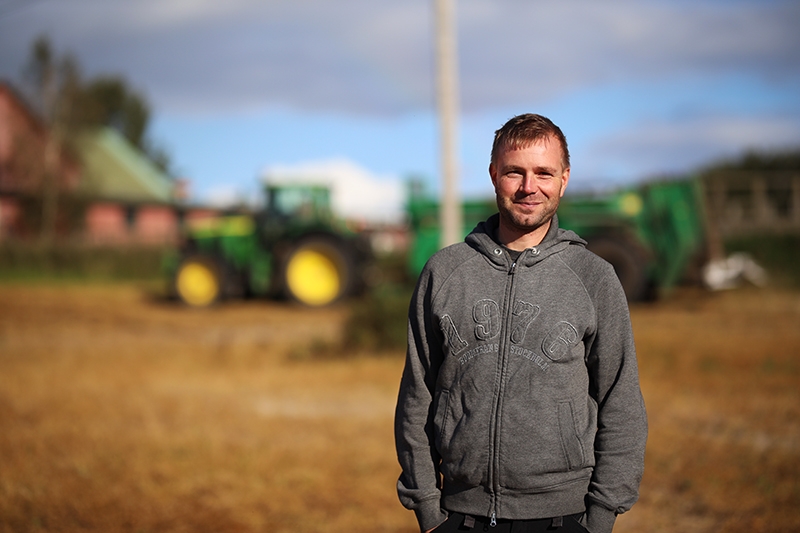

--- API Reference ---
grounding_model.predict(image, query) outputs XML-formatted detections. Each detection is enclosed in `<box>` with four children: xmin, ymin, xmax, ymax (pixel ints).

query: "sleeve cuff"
<box><xmin>414</xmin><ymin>499</ymin><xmax>448</xmax><ymax>532</ymax></box>
<box><xmin>584</xmin><ymin>504</ymin><xmax>617</xmax><ymax>533</ymax></box>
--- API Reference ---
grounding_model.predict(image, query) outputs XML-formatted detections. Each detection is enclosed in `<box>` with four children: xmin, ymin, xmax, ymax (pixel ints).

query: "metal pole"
<box><xmin>434</xmin><ymin>0</ymin><xmax>462</xmax><ymax>248</ymax></box>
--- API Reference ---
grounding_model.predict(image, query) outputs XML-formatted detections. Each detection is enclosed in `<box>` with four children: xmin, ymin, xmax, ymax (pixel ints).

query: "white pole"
<box><xmin>434</xmin><ymin>0</ymin><xmax>462</xmax><ymax>248</ymax></box>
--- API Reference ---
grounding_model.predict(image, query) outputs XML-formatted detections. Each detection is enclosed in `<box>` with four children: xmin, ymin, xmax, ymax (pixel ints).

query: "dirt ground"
<box><xmin>0</xmin><ymin>283</ymin><xmax>798</xmax><ymax>533</ymax></box>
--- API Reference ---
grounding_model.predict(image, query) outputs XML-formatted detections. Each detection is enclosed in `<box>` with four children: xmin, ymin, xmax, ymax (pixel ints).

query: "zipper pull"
<box><xmin>509</xmin><ymin>261</ymin><xmax>516</xmax><ymax>275</ymax></box>
<box><xmin>490</xmin><ymin>512</ymin><xmax>497</xmax><ymax>527</ymax></box>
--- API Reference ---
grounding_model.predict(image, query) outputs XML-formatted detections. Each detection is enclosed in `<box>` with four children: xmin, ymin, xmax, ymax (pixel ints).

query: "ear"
<box><xmin>489</xmin><ymin>163</ymin><xmax>498</xmax><ymax>189</ymax></box>
<box><xmin>559</xmin><ymin>167</ymin><xmax>570</xmax><ymax>198</ymax></box>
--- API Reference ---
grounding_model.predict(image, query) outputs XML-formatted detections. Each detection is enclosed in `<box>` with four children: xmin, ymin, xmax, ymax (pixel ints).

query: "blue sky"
<box><xmin>1</xmin><ymin>0</ymin><xmax>799</xmax><ymax>215</ymax></box>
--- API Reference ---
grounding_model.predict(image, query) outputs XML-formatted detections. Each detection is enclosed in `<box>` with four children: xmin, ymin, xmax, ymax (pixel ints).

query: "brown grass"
<box><xmin>0</xmin><ymin>283</ymin><xmax>798</xmax><ymax>532</ymax></box>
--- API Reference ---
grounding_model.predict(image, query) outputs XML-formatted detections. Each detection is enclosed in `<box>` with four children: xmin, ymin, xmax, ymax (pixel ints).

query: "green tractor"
<box><xmin>406</xmin><ymin>177</ymin><xmax>709</xmax><ymax>301</ymax></box>
<box><xmin>169</xmin><ymin>183</ymin><xmax>372</xmax><ymax>307</ymax></box>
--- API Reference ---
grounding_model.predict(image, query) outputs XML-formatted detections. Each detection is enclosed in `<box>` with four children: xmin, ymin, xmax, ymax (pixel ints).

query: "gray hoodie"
<box><xmin>395</xmin><ymin>214</ymin><xmax>647</xmax><ymax>533</ymax></box>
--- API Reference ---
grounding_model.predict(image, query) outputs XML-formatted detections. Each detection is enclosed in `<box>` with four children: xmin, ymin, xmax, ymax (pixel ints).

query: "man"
<box><xmin>394</xmin><ymin>114</ymin><xmax>647</xmax><ymax>533</ymax></box>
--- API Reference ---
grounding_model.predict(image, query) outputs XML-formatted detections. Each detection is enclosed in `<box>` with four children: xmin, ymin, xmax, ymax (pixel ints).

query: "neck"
<box><xmin>497</xmin><ymin>220</ymin><xmax>551</xmax><ymax>251</ymax></box>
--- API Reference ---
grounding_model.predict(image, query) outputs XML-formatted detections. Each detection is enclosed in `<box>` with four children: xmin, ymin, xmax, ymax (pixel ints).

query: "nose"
<box><xmin>519</xmin><ymin>174</ymin><xmax>537</xmax><ymax>195</ymax></box>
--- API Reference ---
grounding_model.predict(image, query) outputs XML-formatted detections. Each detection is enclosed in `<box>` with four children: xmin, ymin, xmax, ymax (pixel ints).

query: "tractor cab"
<box><xmin>263</xmin><ymin>183</ymin><xmax>333</xmax><ymax>223</ymax></box>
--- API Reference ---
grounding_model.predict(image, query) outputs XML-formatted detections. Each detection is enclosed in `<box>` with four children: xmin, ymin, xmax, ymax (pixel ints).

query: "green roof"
<box><xmin>75</xmin><ymin>128</ymin><xmax>174</xmax><ymax>204</ymax></box>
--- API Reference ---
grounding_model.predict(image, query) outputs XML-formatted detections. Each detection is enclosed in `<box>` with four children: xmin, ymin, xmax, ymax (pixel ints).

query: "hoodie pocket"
<box><xmin>433</xmin><ymin>389</ymin><xmax>451</xmax><ymax>448</ymax></box>
<box><xmin>558</xmin><ymin>400</ymin><xmax>585</xmax><ymax>470</ymax></box>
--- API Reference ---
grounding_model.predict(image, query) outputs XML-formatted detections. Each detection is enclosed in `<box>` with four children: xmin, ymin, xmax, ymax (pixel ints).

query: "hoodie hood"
<box><xmin>465</xmin><ymin>213</ymin><xmax>587</xmax><ymax>269</ymax></box>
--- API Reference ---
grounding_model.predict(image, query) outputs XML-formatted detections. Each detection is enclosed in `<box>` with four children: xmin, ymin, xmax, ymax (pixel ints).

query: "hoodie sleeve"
<box><xmin>394</xmin><ymin>267</ymin><xmax>449</xmax><ymax>532</ymax></box>
<box><xmin>583</xmin><ymin>261</ymin><xmax>648</xmax><ymax>533</ymax></box>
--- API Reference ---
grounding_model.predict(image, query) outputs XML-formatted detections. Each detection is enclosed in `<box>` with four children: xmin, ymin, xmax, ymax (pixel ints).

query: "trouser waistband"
<box><xmin>439</xmin><ymin>512</ymin><xmax>586</xmax><ymax>532</ymax></box>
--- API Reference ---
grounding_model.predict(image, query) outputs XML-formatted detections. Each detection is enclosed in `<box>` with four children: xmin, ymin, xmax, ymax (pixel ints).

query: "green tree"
<box><xmin>703</xmin><ymin>148</ymin><xmax>800</xmax><ymax>173</ymax></box>
<box><xmin>74</xmin><ymin>78</ymin><xmax>148</xmax><ymax>152</ymax></box>
<box><xmin>23</xmin><ymin>35</ymin><xmax>172</xmax><ymax>174</ymax></box>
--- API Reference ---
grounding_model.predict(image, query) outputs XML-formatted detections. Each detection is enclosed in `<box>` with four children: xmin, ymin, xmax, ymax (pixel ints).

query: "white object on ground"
<box><xmin>702</xmin><ymin>252</ymin><xmax>768</xmax><ymax>291</ymax></box>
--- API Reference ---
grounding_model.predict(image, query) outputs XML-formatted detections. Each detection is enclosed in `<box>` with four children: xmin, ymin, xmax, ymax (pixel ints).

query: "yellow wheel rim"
<box><xmin>176</xmin><ymin>261</ymin><xmax>219</xmax><ymax>307</ymax></box>
<box><xmin>286</xmin><ymin>248</ymin><xmax>342</xmax><ymax>306</ymax></box>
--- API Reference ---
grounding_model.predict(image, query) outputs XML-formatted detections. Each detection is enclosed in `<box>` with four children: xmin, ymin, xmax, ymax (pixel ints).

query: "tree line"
<box><xmin>21</xmin><ymin>35</ymin><xmax>171</xmax><ymax>174</ymax></box>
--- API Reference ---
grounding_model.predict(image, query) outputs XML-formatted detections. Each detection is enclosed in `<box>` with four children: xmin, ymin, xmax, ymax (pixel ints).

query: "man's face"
<box><xmin>489</xmin><ymin>136</ymin><xmax>570</xmax><ymax>240</ymax></box>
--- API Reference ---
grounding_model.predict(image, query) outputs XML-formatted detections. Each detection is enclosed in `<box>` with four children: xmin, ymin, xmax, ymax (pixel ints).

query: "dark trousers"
<box><xmin>432</xmin><ymin>512</ymin><xmax>589</xmax><ymax>533</ymax></box>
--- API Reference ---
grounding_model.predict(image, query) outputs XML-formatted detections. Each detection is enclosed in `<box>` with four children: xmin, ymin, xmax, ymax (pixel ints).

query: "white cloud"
<box><xmin>457</xmin><ymin>0</ymin><xmax>800</xmax><ymax>110</ymax></box>
<box><xmin>4</xmin><ymin>0</ymin><xmax>796</xmax><ymax>115</ymax></box>
<box><xmin>261</xmin><ymin>159</ymin><xmax>405</xmax><ymax>225</ymax></box>
<box><xmin>584</xmin><ymin>113</ymin><xmax>800</xmax><ymax>181</ymax></box>
<box><xmin>202</xmin><ymin>184</ymin><xmax>250</xmax><ymax>208</ymax></box>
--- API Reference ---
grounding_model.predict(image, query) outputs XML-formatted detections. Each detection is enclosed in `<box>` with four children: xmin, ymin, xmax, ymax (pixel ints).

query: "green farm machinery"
<box><xmin>406</xmin><ymin>177</ymin><xmax>709</xmax><ymax>301</ymax></box>
<box><xmin>168</xmin><ymin>183</ymin><xmax>371</xmax><ymax>307</ymax></box>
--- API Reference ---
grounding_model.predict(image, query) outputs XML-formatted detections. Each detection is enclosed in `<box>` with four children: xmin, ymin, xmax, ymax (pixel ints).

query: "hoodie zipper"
<box><xmin>488</xmin><ymin>257</ymin><xmax>519</xmax><ymax>526</ymax></box>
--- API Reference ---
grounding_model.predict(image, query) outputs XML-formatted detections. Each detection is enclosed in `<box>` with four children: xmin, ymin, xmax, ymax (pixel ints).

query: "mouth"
<box><xmin>513</xmin><ymin>198</ymin><xmax>541</xmax><ymax>209</ymax></box>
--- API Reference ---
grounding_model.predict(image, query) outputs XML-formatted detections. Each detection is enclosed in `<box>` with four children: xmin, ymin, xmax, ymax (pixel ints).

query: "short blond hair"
<box><xmin>491</xmin><ymin>114</ymin><xmax>570</xmax><ymax>168</ymax></box>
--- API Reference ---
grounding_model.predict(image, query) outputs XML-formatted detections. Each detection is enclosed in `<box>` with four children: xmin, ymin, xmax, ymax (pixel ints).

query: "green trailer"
<box><xmin>406</xmin><ymin>177</ymin><xmax>708</xmax><ymax>301</ymax></box>
<box><xmin>167</xmin><ymin>183</ymin><xmax>371</xmax><ymax>307</ymax></box>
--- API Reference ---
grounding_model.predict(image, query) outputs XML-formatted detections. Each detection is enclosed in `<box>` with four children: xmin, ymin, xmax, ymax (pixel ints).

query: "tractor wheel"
<box><xmin>174</xmin><ymin>255</ymin><xmax>223</xmax><ymax>308</ymax></box>
<box><xmin>282</xmin><ymin>237</ymin><xmax>354</xmax><ymax>307</ymax></box>
<box><xmin>586</xmin><ymin>236</ymin><xmax>652</xmax><ymax>302</ymax></box>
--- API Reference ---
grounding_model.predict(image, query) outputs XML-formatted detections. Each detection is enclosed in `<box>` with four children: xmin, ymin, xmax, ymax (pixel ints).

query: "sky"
<box><xmin>1</xmin><ymin>0</ymin><xmax>799</xmax><ymax>221</ymax></box>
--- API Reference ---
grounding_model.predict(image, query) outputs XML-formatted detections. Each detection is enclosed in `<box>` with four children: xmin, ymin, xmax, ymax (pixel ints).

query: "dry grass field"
<box><xmin>1</xmin><ymin>282</ymin><xmax>798</xmax><ymax>533</ymax></box>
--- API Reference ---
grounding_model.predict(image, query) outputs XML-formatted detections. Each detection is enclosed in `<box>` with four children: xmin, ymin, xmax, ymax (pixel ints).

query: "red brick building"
<box><xmin>0</xmin><ymin>81</ymin><xmax>213</xmax><ymax>246</ymax></box>
<box><xmin>0</xmin><ymin>82</ymin><xmax>82</xmax><ymax>240</ymax></box>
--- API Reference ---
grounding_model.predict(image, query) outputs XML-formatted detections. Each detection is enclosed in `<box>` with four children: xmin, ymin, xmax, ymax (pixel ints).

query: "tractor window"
<box><xmin>272</xmin><ymin>188</ymin><xmax>309</xmax><ymax>217</ymax></box>
<box><xmin>266</xmin><ymin>185</ymin><xmax>331</xmax><ymax>221</ymax></box>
